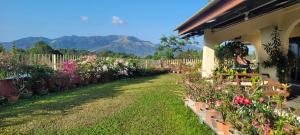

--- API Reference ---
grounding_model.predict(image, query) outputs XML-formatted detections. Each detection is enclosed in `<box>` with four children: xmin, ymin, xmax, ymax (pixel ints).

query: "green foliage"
<box><xmin>28</xmin><ymin>41</ymin><xmax>58</xmax><ymax>54</ymax></box>
<box><xmin>59</xmin><ymin>48</ymin><xmax>91</xmax><ymax>56</ymax></box>
<box><xmin>263</xmin><ymin>26</ymin><xmax>288</xmax><ymax>82</ymax></box>
<box><xmin>215</xmin><ymin>41</ymin><xmax>248</xmax><ymax>67</ymax></box>
<box><xmin>11</xmin><ymin>44</ymin><xmax>26</xmax><ymax>55</ymax></box>
<box><xmin>154</xmin><ymin>35</ymin><xmax>197</xmax><ymax>60</ymax></box>
<box><xmin>0</xmin><ymin>53</ymin><xmax>24</xmax><ymax>80</ymax></box>
<box><xmin>0</xmin><ymin>44</ymin><xmax>5</xmax><ymax>53</ymax></box>
<box><xmin>177</xmin><ymin>49</ymin><xmax>203</xmax><ymax>59</ymax></box>
<box><xmin>24</xmin><ymin>64</ymin><xmax>55</xmax><ymax>95</ymax></box>
<box><xmin>185</xmin><ymin>71</ymin><xmax>300</xmax><ymax>134</ymax></box>
<box><xmin>97</xmin><ymin>50</ymin><xmax>139</xmax><ymax>58</ymax></box>
<box><xmin>153</xmin><ymin>46</ymin><xmax>175</xmax><ymax>59</ymax></box>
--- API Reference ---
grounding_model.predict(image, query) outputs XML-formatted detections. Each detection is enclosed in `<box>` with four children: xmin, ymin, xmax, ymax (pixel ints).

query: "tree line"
<box><xmin>0</xmin><ymin>35</ymin><xmax>203</xmax><ymax>59</ymax></box>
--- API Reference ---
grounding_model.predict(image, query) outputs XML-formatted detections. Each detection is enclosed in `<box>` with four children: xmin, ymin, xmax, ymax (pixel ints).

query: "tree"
<box><xmin>154</xmin><ymin>35</ymin><xmax>196</xmax><ymax>60</ymax></box>
<box><xmin>59</xmin><ymin>48</ymin><xmax>91</xmax><ymax>55</ymax></box>
<box><xmin>177</xmin><ymin>49</ymin><xmax>203</xmax><ymax>59</ymax></box>
<box><xmin>28</xmin><ymin>41</ymin><xmax>55</xmax><ymax>54</ymax></box>
<box><xmin>97</xmin><ymin>50</ymin><xmax>139</xmax><ymax>58</ymax></box>
<box><xmin>11</xmin><ymin>44</ymin><xmax>26</xmax><ymax>55</ymax></box>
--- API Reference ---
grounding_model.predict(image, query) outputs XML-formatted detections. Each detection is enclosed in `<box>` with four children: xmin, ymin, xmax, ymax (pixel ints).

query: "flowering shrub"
<box><xmin>184</xmin><ymin>73</ymin><xmax>300</xmax><ymax>134</ymax></box>
<box><xmin>0</xmin><ymin>54</ymin><xmax>169</xmax><ymax>100</ymax></box>
<box><xmin>62</xmin><ymin>61</ymin><xmax>77</xmax><ymax>76</ymax></box>
<box><xmin>0</xmin><ymin>53</ymin><xmax>24</xmax><ymax>80</ymax></box>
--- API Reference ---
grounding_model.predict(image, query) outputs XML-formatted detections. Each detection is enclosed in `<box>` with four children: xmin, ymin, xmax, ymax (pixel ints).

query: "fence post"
<box><xmin>53</xmin><ymin>54</ymin><xmax>57</xmax><ymax>70</ymax></box>
<box><xmin>145</xmin><ymin>59</ymin><xmax>148</xmax><ymax>69</ymax></box>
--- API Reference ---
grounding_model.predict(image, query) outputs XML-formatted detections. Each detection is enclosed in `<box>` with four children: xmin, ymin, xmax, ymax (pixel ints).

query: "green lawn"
<box><xmin>0</xmin><ymin>74</ymin><xmax>213</xmax><ymax>135</ymax></box>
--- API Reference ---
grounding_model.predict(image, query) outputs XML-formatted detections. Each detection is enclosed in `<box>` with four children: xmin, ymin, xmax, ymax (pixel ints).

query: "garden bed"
<box><xmin>0</xmin><ymin>55</ymin><xmax>170</xmax><ymax>104</ymax></box>
<box><xmin>183</xmin><ymin>70</ymin><xmax>300</xmax><ymax>135</ymax></box>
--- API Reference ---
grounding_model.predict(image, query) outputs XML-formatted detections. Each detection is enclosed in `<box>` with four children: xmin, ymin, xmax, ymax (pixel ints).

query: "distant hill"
<box><xmin>1</xmin><ymin>35</ymin><xmax>156</xmax><ymax>56</ymax></box>
<box><xmin>1</xmin><ymin>35</ymin><xmax>203</xmax><ymax>56</ymax></box>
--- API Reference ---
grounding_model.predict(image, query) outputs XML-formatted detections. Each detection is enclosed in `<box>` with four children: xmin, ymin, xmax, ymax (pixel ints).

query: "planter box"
<box><xmin>194</xmin><ymin>102</ymin><xmax>206</xmax><ymax>114</ymax></box>
<box><xmin>206</xmin><ymin>109</ymin><xmax>222</xmax><ymax>126</ymax></box>
<box><xmin>0</xmin><ymin>79</ymin><xmax>19</xmax><ymax>101</ymax></box>
<box><xmin>215</xmin><ymin>120</ymin><xmax>232</xmax><ymax>135</ymax></box>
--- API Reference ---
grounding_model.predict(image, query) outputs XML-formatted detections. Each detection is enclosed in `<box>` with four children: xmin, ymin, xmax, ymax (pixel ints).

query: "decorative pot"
<box><xmin>0</xmin><ymin>79</ymin><xmax>19</xmax><ymax>101</ymax></box>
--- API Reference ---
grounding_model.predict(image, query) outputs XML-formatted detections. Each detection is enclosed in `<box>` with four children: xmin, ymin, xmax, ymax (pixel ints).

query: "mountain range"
<box><xmin>1</xmin><ymin>35</ymin><xmax>202</xmax><ymax>56</ymax></box>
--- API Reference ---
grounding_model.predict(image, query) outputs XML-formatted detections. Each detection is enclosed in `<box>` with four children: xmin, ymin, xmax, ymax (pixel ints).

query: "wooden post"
<box><xmin>53</xmin><ymin>54</ymin><xmax>57</xmax><ymax>70</ymax></box>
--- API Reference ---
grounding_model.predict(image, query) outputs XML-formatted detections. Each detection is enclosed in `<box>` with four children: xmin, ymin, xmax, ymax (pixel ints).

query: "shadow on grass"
<box><xmin>0</xmin><ymin>75</ymin><xmax>161</xmax><ymax>128</ymax></box>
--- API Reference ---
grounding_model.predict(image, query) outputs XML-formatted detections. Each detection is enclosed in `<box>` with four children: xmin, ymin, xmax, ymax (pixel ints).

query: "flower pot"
<box><xmin>215</xmin><ymin>120</ymin><xmax>232</xmax><ymax>135</ymax></box>
<box><xmin>194</xmin><ymin>102</ymin><xmax>205</xmax><ymax>113</ymax></box>
<box><xmin>222</xmin><ymin>122</ymin><xmax>231</xmax><ymax>135</ymax></box>
<box><xmin>206</xmin><ymin>109</ymin><xmax>221</xmax><ymax>126</ymax></box>
<box><xmin>0</xmin><ymin>79</ymin><xmax>19</xmax><ymax>98</ymax></box>
<box><xmin>199</xmin><ymin>108</ymin><xmax>207</xmax><ymax>119</ymax></box>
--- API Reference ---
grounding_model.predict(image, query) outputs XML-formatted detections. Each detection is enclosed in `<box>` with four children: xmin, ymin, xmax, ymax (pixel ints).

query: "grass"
<box><xmin>0</xmin><ymin>74</ymin><xmax>213</xmax><ymax>135</ymax></box>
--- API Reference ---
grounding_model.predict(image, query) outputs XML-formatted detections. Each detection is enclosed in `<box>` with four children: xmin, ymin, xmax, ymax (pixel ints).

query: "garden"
<box><xmin>0</xmin><ymin>53</ymin><xmax>169</xmax><ymax>103</ymax></box>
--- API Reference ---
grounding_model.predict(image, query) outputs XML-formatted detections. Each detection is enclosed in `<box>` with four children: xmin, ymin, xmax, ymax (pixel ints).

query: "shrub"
<box><xmin>184</xmin><ymin>71</ymin><xmax>300</xmax><ymax>134</ymax></box>
<box><xmin>24</xmin><ymin>64</ymin><xmax>55</xmax><ymax>95</ymax></box>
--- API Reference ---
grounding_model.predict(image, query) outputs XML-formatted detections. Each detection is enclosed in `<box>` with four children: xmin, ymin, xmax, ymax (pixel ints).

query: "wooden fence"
<box><xmin>13</xmin><ymin>54</ymin><xmax>201</xmax><ymax>70</ymax></box>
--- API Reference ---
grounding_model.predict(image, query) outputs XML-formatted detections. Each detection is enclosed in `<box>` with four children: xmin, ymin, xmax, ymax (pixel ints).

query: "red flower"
<box><xmin>243</xmin><ymin>98</ymin><xmax>251</xmax><ymax>105</ymax></box>
<box><xmin>234</xmin><ymin>96</ymin><xmax>243</xmax><ymax>104</ymax></box>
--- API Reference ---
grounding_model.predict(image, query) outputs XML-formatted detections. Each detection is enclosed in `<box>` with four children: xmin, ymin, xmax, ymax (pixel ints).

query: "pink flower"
<box><xmin>259</xmin><ymin>97</ymin><xmax>265</xmax><ymax>103</ymax></box>
<box><xmin>252</xmin><ymin>120</ymin><xmax>260</xmax><ymax>129</ymax></box>
<box><xmin>63</xmin><ymin>61</ymin><xmax>77</xmax><ymax>76</ymax></box>
<box><xmin>215</xmin><ymin>86</ymin><xmax>222</xmax><ymax>91</ymax></box>
<box><xmin>215</xmin><ymin>100</ymin><xmax>222</xmax><ymax>107</ymax></box>
<box><xmin>264</xmin><ymin>124</ymin><xmax>271</xmax><ymax>135</ymax></box>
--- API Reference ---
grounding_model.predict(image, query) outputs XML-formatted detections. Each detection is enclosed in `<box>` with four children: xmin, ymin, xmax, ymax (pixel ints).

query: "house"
<box><xmin>176</xmin><ymin>0</ymin><xmax>300</xmax><ymax>84</ymax></box>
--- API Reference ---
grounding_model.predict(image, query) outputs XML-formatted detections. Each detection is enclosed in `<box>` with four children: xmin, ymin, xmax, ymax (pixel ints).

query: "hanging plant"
<box><xmin>263</xmin><ymin>26</ymin><xmax>288</xmax><ymax>82</ymax></box>
<box><xmin>215</xmin><ymin>40</ymin><xmax>248</xmax><ymax>68</ymax></box>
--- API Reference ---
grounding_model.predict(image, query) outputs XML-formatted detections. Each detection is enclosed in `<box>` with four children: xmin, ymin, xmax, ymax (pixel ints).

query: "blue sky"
<box><xmin>0</xmin><ymin>0</ymin><xmax>209</xmax><ymax>43</ymax></box>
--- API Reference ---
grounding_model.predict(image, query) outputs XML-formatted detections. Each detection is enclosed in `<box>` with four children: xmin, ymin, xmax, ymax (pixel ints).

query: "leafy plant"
<box><xmin>263</xmin><ymin>26</ymin><xmax>289</xmax><ymax>82</ymax></box>
<box><xmin>215</xmin><ymin>41</ymin><xmax>248</xmax><ymax>68</ymax></box>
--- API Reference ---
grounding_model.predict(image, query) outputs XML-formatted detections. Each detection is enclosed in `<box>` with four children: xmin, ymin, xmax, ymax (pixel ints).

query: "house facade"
<box><xmin>176</xmin><ymin>0</ymin><xmax>300</xmax><ymax>83</ymax></box>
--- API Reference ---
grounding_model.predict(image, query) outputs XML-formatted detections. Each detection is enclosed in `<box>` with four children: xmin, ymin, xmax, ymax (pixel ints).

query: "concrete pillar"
<box><xmin>202</xmin><ymin>34</ymin><xmax>218</xmax><ymax>78</ymax></box>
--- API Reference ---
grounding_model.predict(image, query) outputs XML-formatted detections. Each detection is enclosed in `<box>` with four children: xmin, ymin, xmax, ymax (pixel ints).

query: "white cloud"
<box><xmin>80</xmin><ymin>16</ymin><xmax>89</xmax><ymax>21</ymax></box>
<box><xmin>112</xmin><ymin>16</ymin><xmax>125</xmax><ymax>25</ymax></box>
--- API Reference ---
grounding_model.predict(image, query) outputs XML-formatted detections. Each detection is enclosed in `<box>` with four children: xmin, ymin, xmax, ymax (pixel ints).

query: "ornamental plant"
<box><xmin>184</xmin><ymin>71</ymin><xmax>300</xmax><ymax>134</ymax></box>
<box><xmin>263</xmin><ymin>26</ymin><xmax>289</xmax><ymax>82</ymax></box>
<box><xmin>62</xmin><ymin>61</ymin><xmax>77</xmax><ymax>77</ymax></box>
